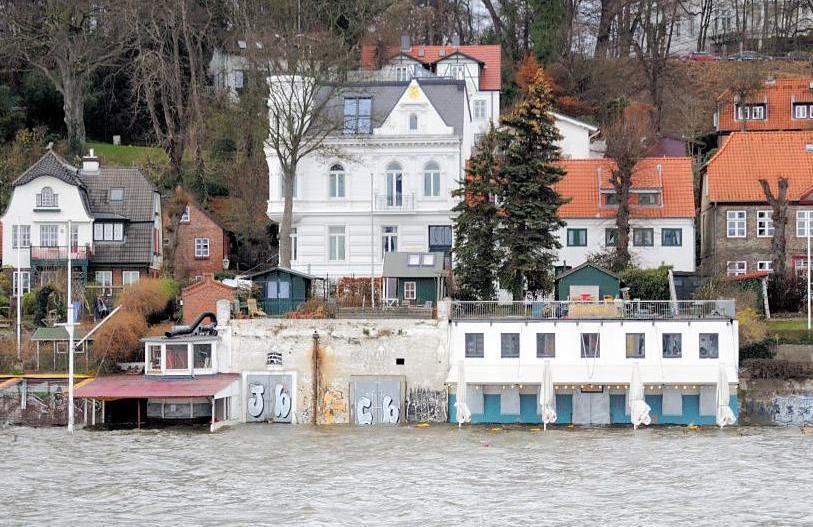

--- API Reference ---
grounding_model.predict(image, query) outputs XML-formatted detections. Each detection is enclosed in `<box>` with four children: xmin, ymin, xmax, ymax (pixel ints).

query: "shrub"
<box><xmin>21</xmin><ymin>291</ymin><xmax>36</xmax><ymax>316</ymax></box>
<box><xmin>286</xmin><ymin>298</ymin><xmax>326</xmax><ymax>319</ymax></box>
<box><xmin>92</xmin><ymin>310</ymin><xmax>149</xmax><ymax>364</ymax></box>
<box><xmin>767</xmin><ymin>272</ymin><xmax>806</xmax><ymax>314</ymax></box>
<box><xmin>620</xmin><ymin>266</ymin><xmax>670</xmax><ymax>300</ymax></box>
<box><xmin>737</xmin><ymin>307</ymin><xmax>767</xmax><ymax>347</ymax></box>
<box><xmin>118</xmin><ymin>278</ymin><xmax>174</xmax><ymax>318</ymax></box>
<box><xmin>742</xmin><ymin>359</ymin><xmax>813</xmax><ymax>380</ymax></box>
<box><xmin>740</xmin><ymin>340</ymin><xmax>773</xmax><ymax>361</ymax></box>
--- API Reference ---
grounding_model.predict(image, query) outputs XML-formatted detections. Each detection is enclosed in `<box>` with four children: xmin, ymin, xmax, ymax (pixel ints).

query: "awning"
<box><xmin>74</xmin><ymin>373</ymin><xmax>240</xmax><ymax>399</ymax></box>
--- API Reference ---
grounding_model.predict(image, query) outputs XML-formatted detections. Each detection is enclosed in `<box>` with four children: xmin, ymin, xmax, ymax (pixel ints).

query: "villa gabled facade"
<box><xmin>0</xmin><ymin>149</ymin><xmax>162</xmax><ymax>296</ymax></box>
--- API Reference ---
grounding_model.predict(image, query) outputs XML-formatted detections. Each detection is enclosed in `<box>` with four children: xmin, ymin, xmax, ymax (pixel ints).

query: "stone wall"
<box><xmin>229</xmin><ymin>317</ymin><xmax>450</xmax><ymax>425</ymax></box>
<box><xmin>739</xmin><ymin>377</ymin><xmax>813</xmax><ymax>425</ymax></box>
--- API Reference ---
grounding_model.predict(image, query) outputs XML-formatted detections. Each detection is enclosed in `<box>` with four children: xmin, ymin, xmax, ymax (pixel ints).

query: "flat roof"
<box><xmin>141</xmin><ymin>335</ymin><xmax>219</xmax><ymax>343</ymax></box>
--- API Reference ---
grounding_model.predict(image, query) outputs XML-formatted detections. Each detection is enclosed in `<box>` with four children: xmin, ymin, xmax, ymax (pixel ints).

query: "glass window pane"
<box><xmin>193</xmin><ymin>344</ymin><xmax>212</xmax><ymax>369</ymax></box>
<box><xmin>465</xmin><ymin>333</ymin><xmax>484</xmax><ymax>358</ymax></box>
<box><xmin>580</xmin><ymin>333</ymin><xmax>600</xmax><ymax>358</ymax></box>
<box><xmin>104</xmin><ymin>224</ymin><xmax>113</xmax><ymax>240</ymax></box>
<box><xmin>501</xmin><ymin>333</ymin><xmax>519</xmax><ymax>358</ymax></box>
<box><xmin>626</xmin><ymin>333</ymin><xmax>645</xmax><ymax>358</ymax></box>
<box><xmin>165</xmin><ymin>344</ymin><xmax>189</xmax><ymax>370</ymax></box>
<box><xmin>536</xmin><ymin>333</ymin><xmax>555</xmax><ymax>358</ymax></box>
<box><xmin>699</xmin><ymin>333</ymin><xmax>719</xmax><ymax>359</ymax></box>
<box><xmin>663</xmin><ymin>334</ymin><xmax>682</xmax><ymax>358</ymax></box>
<box><xmin>114</xmin><ymin>224</ymin><xmax>124</xmax><ymax>240</ymax></box>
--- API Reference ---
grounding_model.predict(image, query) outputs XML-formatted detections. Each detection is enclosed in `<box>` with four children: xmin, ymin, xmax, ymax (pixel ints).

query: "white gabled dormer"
<box><xmin>375</xmin><ymin>80</ymin><xmax>454</xmax><ymax>136</ymax></box>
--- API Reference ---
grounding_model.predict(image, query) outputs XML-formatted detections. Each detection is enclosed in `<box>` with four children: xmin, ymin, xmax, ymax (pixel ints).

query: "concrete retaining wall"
<box><xmin>229</xmin><ymin>317</ymin><xmax>450</xmax><ymax>425</ymax></box>
<box><xmin>739</xmin><ymin>378</ymin><xmax>813</xmax><ymax>426</ymax></box>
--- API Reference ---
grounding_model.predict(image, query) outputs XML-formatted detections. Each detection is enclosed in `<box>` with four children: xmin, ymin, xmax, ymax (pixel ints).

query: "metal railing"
<box><xmin>451</xmin><ymin>300</ymin><xmax>736</xmax><ymax>321</ymax></box>
<box><xmin>347</xmin><ymin>68</ymin><xmax>439</xmax><ymax>83</ymax></box>
<box><xmin>30</xmin><ymin>245</ymin><xmax>91</xmax><ymax>261</ymax></box>
<box><xmin>374</xmin><ymin>193</ymin><xmax>415</xmax><ymax>211</ymax></box>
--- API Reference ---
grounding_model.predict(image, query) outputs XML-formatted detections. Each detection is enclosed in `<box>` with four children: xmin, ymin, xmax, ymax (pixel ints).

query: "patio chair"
<box><xmin>247</xmin><ymin>298</ymin><xmax>267</xmax><ymax>317</ymax></box>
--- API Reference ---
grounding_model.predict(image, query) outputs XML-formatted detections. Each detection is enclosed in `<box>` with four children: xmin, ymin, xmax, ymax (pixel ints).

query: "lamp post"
<box><xmin>808</xmin><ymin>221</ymin><xmax>811</xmax><ymax>331</ymax></box>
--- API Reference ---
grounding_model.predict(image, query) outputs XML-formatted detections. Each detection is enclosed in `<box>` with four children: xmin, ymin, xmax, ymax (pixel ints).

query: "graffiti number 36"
<box><xmin>248</xmin><ymin>384</ymin><xmax>265</xmax><ymax>418</ymax></box>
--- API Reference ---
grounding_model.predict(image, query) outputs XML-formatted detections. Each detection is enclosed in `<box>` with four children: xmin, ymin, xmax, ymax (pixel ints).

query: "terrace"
<box><xmin>451</xmin><ymin>300</ymin><xmax>735</xmax><ymax>321</ymax></box>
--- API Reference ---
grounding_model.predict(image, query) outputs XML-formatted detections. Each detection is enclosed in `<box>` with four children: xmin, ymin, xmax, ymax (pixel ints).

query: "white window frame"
<box><xmin>382</xmin><ymin>225</ymin><xmax>398</xmax><ymax>257</ymax></box>
<box><xmin>94</xmin><ymin>222</ymin><xmax>124</xmax><ymax>242</ymax></box>
<box><xmin>180</xmin><ymin>205</ymin><xmax>191</xmax><ymax>223</ymax></box>
<box><xmin>12</xmin><ymin>225</ymin><xmax>31</xmax><ymax>249</ymax></box>
<box><xmin>473</xmin><ymin>99</ymin><xmax>487</xmax><ymax>120</ymax></box>
<box><xmin>757</xmin><ymin>210</ymin><xmax>774</xmax><ymax>237</ymax></box>
<box><xmin>423</xmin><ymin>161</ymin><xmax>441</xmax><ymax>198</ymax></box>
<box><xmin>110</xmin><ymin>187</ymin><xmax>125</xmax><ymax>201</ymax></box>
<box><xmin>404</xmin><ymin>281</ymin><xmax>416</xmax><ymax>300</ymax></box>
<box><xmin>328</xmin><ymin>225</ymin><xmax>346</xmax><ymax>262</ymax></box>
<box><xmin>40</xmin><ymin>224</ymin><xmax>59</xmax><ymax>247</ymax></box>
<box><xmin>795</xmin><ymin>104</ymin><xmax>808</xmax><ymax>119</ymax></box>
<box><xmin>797</xmin><ymin>210</ymin><xmax>813</xmax><ymax>237</ymax></box>
<box><xmin>13</xmin><ymin>270</ymin><xmax>31</xmax><ymax>296</ymax></box>
<box><xmin>726</xmin><ymin>210</ymin><xmax>746</xmax><ymax>238</ymax></box>
<box><xmin>756</xmin><ymin>261</ymin><xmax>773</xmax><ymax>272</ymax></box>
<box><xmin>122</xmin><ymin>271</ymin><xmax>141</xmax><ymax>286</ymax></box>
<box><xmin>194</xmin><ymin>237</ymin><xmax>210</xmax><ymax>258</ymax></box>
<box><xmin>727</xmin><ymin>261</ymin><xmax>747</xmax><ymax>276</ymax></box>
<box><xmin>394</xmin><ymin>65</ymin><xmax>410</xmax><ymax>81</ymax></box>
<box><xmin>95</xmin><ymin>270</ymin><xmax>113</xmax><ymax>296</ymax></box>
<box><xmin>329</xmin><ymin>164</ymin><xmax>346</xmax><ymax>199</ymax></box>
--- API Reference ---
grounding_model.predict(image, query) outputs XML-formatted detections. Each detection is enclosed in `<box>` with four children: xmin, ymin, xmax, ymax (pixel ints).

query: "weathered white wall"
<box><xmin>228</xmin><ymin>317</ymin><xmax>450</xmax><ymax>424</ymax></box>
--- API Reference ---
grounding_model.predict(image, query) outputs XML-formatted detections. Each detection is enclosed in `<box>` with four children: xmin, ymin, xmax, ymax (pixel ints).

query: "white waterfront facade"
<box><xmin>447</xmin><ymin>300</ymin><xmax>739</xmax><ymax>425</ymax></box>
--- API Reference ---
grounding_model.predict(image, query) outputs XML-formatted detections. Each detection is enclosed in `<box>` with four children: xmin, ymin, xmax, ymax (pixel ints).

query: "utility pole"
<box><xmin>370</xmin><ymin>171</ymin><xmax>375</xmax><ymax>309</ymax></box>
<box><xmin>67</xmin><ymin>220</ymin><xmax>76</xmax><ymax>432</ymax></box>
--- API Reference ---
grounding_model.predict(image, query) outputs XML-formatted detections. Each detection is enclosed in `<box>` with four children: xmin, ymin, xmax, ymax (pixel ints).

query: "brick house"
<box><xmin>166</xmin><ymin>190</ymin><xmax>229</xmax><ymax>282</ymax></box>
<box><xmin>181</xmin><ymin>274</ymin><xmax>236</xmax><ymax>324</ymax></box>
<box><xmin>700</xmin><ymin>131</ymin><xmax>813</xmax><ymax>276</ymax></box>
<box><xmin>715</xmin><ymin>77</ymin><xmax>813</xmax><ymax>136</ymax></box>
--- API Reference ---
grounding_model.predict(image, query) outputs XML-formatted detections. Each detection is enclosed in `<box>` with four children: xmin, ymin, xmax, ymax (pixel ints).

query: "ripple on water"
<box><xmin>0</xmin><ymin>424</ymin><xmax>812</xmax><ymax>526</ymax></box>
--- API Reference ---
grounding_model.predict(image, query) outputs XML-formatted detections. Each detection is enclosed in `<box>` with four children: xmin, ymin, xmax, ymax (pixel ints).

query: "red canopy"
<box><xmin>75</xmin><ymin>373</ymin><xmax>239</xmax><ymax>399</ymax></box>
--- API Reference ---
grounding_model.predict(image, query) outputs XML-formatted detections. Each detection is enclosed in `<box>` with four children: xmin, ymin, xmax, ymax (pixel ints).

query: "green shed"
<box><xmin>382</xmin><ymin>252</ymin><xmax>445</xmax><ymax>306</ymax></box>
<box><xmin>241</xmin><ymin>266</ymin><xmax>314</xmax><ymax>316</ymax></box>
<box><xmin>555</xmin><ymin>262</ymin><xmax>620</xmax><ymax>301</ymax></box>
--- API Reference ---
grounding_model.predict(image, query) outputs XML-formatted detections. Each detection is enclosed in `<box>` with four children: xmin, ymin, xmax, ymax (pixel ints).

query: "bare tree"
<box><xmin>233</xmin><ymin>0</ymin><xmax>355</xmax><ymax>269</ymax></box>
<box><xmin>604</xmin><ymin>105</ymin><xmax>655</xmax><ymax>271</ymax></box>
<box><xmin>759</xmin><ymin>178</ymin><xmax>789</xmax><ymax>276</ymax></box>
<box><xmin>0</xmin><ymin>0</ymin><xmax>125</xmax><ymax>153</ymax></box>
<box><xmin>127</xmin><ymin>0</ymin><xmax>218</xmax><ymax>181</ymax></box>
<box><xmin>723</xmin><ymin>61</ymin><xmax>765</xmax><ymax>132</ymax></box>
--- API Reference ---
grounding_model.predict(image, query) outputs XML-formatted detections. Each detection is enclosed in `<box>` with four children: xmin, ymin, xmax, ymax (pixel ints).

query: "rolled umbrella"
<box><xmin>629</xmin><ymin>362</ymin><xmax>652</xmax><ymax>429</ymax></box>
<box><xmin>455</xmin><ymin>360</ymin><xmax>472</xmax><ymax>427</ymax></box>
<box><xmin>539</xmin><ymin>360</ymin><xmax>557</xmax><ymax>430</ymax></box>
<box><xmin>716</xmin><ymin>363</ymin><xmax>736</xmax><ymax>428</ymax></box>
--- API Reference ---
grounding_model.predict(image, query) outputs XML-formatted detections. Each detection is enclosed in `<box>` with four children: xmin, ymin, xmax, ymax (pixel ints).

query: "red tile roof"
<box><xmin>717</xmin><ymin>78</ymin><xmax>813</xmax><ymax>133</ymax></box>
<box><xmin>555</xmin><ymin>157</ymin><xmax>695</xmax><ymax>218</ymax></box>
<box><xmin>705</xmin><ymin>131</ymin><xmax>813</xmax><ymax>202</ymax></box>
<box><xmin>360</xmin><ymin>45</ymin><xmax>501</xmax><ymax>91</ymax></box>
<box><xmin>75</xmin><ymin>373</ymin><xmax>240</xmax><ymax>399</ymax></box>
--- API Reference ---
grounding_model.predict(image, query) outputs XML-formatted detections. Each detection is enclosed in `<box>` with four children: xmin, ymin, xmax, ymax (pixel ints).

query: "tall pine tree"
<box><xmin>495</xmin><ymin>71</ymin><xmax>566</xmax><ymax>300</ymax></box>
<box><xmin>452</xmin><ymin>128</ymin><xmax>500</xmax><ymax>300</ymax></box>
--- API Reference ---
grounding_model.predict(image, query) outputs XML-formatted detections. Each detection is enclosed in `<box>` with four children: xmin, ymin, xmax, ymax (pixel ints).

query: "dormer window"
<box><xmin>793</xmin><ymin>103</ymin><xmax>813</xmax><ymax>119</ymax></box>
<box><xmin>36</xmin><ymin>187</ymin><xmax>58</xmax><ymax>208</ymax></box>
<box><xmin>637</xmin><ymin>192</ymin><xmax>661</xmax><ymax>206</ymax></box>
<box><xmin>110</xmin><ymin>187</ymin><xmax>124</xmax><ymax>201</ymax></box>
<box><xmin>735</xmin><ymin>103</ymin><xmax>766</xmax><ymax>121</ymax></box>
<box><xmin>94</xmin><ymin>222</ymin><xmax>124</xmax><ymax>241</ymax></box>
<box><xmin>603</xmin><ymin>192</ymin><xmax>619</xmax><ymax>206</ymax></box>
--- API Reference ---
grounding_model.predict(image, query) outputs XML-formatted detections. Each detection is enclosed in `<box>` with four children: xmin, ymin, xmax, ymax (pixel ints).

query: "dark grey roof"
<box><xmin>555</xmin><ymin>262</ymin><xmax>620</xmax><ymax>281</ymax></box>
<box><xmin>324</xmin><ymin>78</ymin><xmax>465</xmax><ymax>136</ymax></box>
<box><xmin>239</xmin><ymin>265</ymin><xmax>316</xmax><ymax>280</ymax></box>
<box><xmin>383</xmin><ymin>252</ymin><xmax>445</xmax><ymax>278</ymax></box>
<box><xmin>12</xmin><ymin>150</ymin><xmax>83</xmax><ymax>187</ymax></box>
<box><xmin>92</xmin><ymin>222</ymin><xmax>154</xmax><ymax>265</ymax></box>
<box><xmin>78</xmin><ymin>168</ymin><xmax>156</xmax><ymax>222</ymax></box>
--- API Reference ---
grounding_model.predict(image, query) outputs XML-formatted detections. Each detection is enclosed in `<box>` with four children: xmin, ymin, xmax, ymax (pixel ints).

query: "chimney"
<box><xmin>82</xmin><ymin>148</ymin><xmax>99</xmax><ymax>173</ymax></box>
<box><xmin>400</xmin><ymin>33</ymin><xmax>411</xmax><ymax>51</ymax></box>
<box><xmin>451</xmin><ymin>34</ymin><xmax>460</xmax><ymax>47</ymax></box>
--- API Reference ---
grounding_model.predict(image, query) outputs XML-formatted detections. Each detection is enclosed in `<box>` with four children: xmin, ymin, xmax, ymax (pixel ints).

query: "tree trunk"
<box><xmin>760</xmin><ymin>177</ymin><xmax>789</xmax><ymax>276</ymax></box>
<box><xmin>612</xmin><ymin>166</ymin><xmax>633</xmax><ymax>270</ymax></box>
<box><xmin>595</xmin><ymin>0</ymin><xmax>616</xmax><ymax>57</ymax></box>
<box><xmin>278</xmin><ymin>164</ymin><xmax>296</xmax><ymax>268</ymax></box>
<box><xmin>61</xmin><ymin>70</ymin><xmax>86</xmax><ymax>155</ymax></box>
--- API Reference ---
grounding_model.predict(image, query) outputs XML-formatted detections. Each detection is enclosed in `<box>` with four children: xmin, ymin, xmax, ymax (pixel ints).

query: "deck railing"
<box><xmin>30</xmin><ymin>245</ymin><xmax>91</xmax><ymax>261</ymax></box>
<box><xmin>451</xmin><ymin>300</ymin><xmax>735</xmax><ymax>321</ymax></box>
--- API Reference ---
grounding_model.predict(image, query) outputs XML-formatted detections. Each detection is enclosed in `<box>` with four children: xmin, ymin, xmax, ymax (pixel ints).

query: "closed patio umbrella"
<box><xmin>716</xmin><ymin>363</ymin><xmax>736</xmax><ymax>428</ymax></box>
<box><xmin>629</xmin><ymin>363</ymin><xmax>652</xmax><ymax>429</ymax></box>
<box><xmin>455</xmin><ymin>360</ymin><xmax>472</xmax><ymax>427</ymax></box>
<box><xmin>539</xmin><ymin>360</ymin><xmax>557</xmax><ymax>430</ymax></box>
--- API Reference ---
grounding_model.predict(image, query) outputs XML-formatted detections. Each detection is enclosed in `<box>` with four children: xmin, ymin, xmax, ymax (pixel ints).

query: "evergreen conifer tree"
<box><xmin>451</xmin><ymin>128</ymin><xmax>500</xmax><ymax>300</ymax></box>
<box><xmin>495</xmin><ymin>72</ymin><xmax>566</xmax><ymax>299</ymax></box>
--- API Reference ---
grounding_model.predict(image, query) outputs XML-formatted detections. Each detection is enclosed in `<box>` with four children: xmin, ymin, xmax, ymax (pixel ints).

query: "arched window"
<box><xmin>385</xmin><ymin>162</ymin><xmax>403</xmax><ymax>207</ymax></box>
<box><xmin>409</xmin><ymin>113</ymin><xmax>418</xmax><ymax>131</ymax></box>
<box><xmin>37</xmin><ymin>186</ymin><xmax>57</xmax><ymax>208</ymax></box>
<box><xmin>329</xmin><ymin>163</ymin><xmax>346</xmax><ymax>198</ymax></box>
<box><xmin>423</xmin><ymin>161</ymin><xmax>440</xmax><ymax>197</ymax></box>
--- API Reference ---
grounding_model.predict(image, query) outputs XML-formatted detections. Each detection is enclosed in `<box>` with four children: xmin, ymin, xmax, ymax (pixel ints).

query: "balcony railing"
<box><xmin>374</xmin><ymin>193</ymin><xmax>415</xmax><ymax>211</ymax></box>
<box><xmin>35</xmin><ymin>193</ymin><xmax>59</xmax><ymax>208</ymax></box>
<box><xmin>30</xmin><ymin>245</ymin><xmax>91</xmax><ymax>262</ymax></box>
<box><xmin>451</xmin><ymin>300</ymin><xmax>735</xmax><ymax>321</ymax></box>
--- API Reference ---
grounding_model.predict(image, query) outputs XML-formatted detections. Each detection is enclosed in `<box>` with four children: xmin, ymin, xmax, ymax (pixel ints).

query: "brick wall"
<box><xmin>181</xmin><ymin>274</ymin><xmax>236</xmax><ymax>324</ymax></box>
<box><xmin>702</xmin><ymin>203</ymin><xmax>813</xmax><ymax>275</ymax></box>
<box><xmin>171</xmin><ymin>202</ymin><xmax>226</xmax><ymax>280</ymax></box>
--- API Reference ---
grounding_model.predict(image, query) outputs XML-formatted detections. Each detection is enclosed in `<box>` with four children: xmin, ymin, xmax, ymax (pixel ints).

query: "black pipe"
<box><xmin>165</xmin><ymin>312</ymin><xmax>217</xmax><ymax>338</ymax></box>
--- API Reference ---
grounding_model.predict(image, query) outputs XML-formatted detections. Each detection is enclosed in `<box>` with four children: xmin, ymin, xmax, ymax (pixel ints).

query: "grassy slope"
<box><xmin>87</xmin><ymin>141</ymin><xmax>168</xmax><ymax>167</ymax></box>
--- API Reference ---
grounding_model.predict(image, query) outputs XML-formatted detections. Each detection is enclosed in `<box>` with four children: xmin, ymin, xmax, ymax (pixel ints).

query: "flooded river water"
<box><xmin>1</xmin><ymin>424</ymin><xmax>812</xmax><ymax>526</ymax></box>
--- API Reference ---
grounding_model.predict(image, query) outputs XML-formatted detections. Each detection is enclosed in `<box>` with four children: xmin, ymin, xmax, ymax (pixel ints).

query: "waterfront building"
<box><xmin>447</xmin><ymin>299</ymin><xmax>739</xmax><ymax>426</ymax></box>
<box><xmin>0</xmin><ymin>148</ymin><xmax>163</xmax><ymax>296</ymax></box>
<box><xmin>554</xmin><ymin>157</ymin><xmax>697</xmax><ymax>272</ymax></box>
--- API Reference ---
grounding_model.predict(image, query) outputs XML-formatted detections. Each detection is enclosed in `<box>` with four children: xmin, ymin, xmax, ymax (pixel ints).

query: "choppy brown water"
<box><xmin>1</xmin><ymin>424</ymin><xmax>812</xmax><ymax>526</ymax></box>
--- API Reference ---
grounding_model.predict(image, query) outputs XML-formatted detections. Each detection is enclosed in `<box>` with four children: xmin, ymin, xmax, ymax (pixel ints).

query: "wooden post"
<box><xmin>312</xmin><ymin>330</ymin><xmax>319</xmax><ymax>425</ymax></box>
<box><xmin>136</xmin><ymin>399</ymin><xmax>141</xmax><ymax>429</ymax></box>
